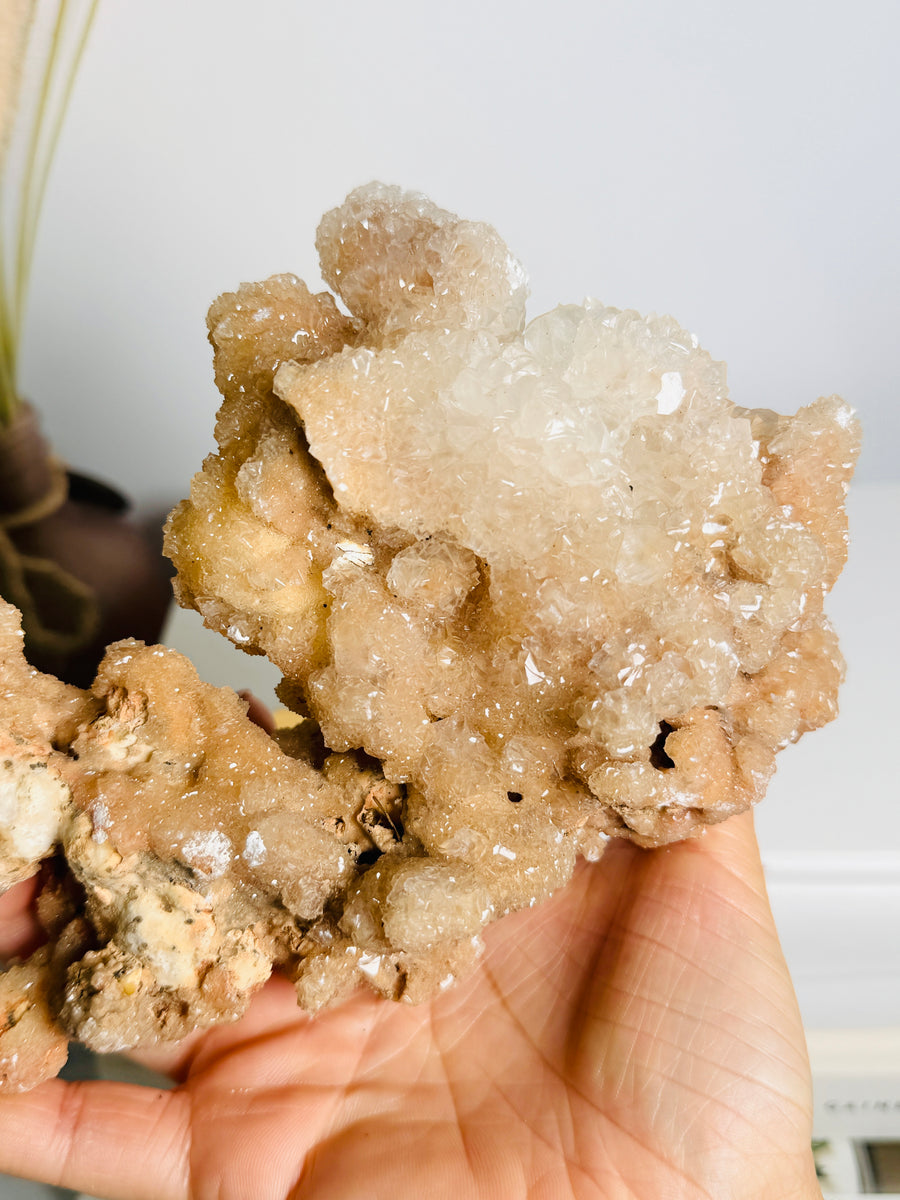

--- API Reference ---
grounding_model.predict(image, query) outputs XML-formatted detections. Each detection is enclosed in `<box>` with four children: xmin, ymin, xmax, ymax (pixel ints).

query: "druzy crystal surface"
<box><xmin>0</xmin><ymin>184</ymin><xmax>860</xmax><ymax>1089</ymax></box>
<box><xmin>169</xmin><ymin>183</ymin><xmax>859</xmax><ymax>859</ymax></box>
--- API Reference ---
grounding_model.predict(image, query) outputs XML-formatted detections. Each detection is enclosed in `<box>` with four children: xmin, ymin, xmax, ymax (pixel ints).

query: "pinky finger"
<box><xmin>0</xmin><ymin>1078</ymin><xmax>190</xmax><ymax>1200</ymax></box>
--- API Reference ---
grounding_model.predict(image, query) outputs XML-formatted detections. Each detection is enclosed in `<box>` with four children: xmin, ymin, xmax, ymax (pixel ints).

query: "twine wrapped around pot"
<box><xmin>0</xmin><ymin>403</ymin><xmax>100</xmax><ymax>664</ymax></box>
<box><xmin>0</xmin><ymin>403</ymin><xmax>172</xmax><ymax>685</ymax></box>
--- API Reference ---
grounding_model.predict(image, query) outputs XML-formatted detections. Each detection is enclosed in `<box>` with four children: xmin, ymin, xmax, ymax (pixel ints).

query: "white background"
<box><xmin>20</xmin><ymin>0</ymin><xmax>900</xmax><ymax>510</ymax></box>
<box><xmin>12</xmin><ymin>0</ymin><xmax>900</xmax><ymax>1030</ymax></box>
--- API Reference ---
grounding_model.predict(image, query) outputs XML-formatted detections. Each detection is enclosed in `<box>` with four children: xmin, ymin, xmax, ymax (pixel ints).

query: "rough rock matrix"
<box><xmin>1</xmin><ymin>184</ymin><xmax>860</xmax><ymax>1089</ymax></box>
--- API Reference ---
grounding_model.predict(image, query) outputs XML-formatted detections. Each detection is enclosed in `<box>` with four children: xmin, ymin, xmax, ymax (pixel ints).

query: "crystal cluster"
<box><xmin>168</xmin><ymin>182</ymin><xmax>859</xmax><ymax>860</ymax></box>
<box><xmin>0</xmin><ymin>185</ymin><xmax>860</xmax><ymax>1089</ymax></box>
<box><xmin>0</xmin><ymin>600</ymin><xmax>403</xmax><ymax>1089</ymax></box>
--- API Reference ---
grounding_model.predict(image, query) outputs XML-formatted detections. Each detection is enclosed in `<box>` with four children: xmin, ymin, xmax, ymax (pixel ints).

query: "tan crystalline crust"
<box><xmin>0</xmin><ymin>601</ymin><xmax>408</xmax><ymax>1088</ymax></box>
<box><xmin>168</xmin><ymin>183</ymin><xmax>858</xmax><ymax>856</ymax></box>
<box><xmin>1</xmin><ymin>185</ymin><xmax>860</xmax><ymax>1090</ymax></box>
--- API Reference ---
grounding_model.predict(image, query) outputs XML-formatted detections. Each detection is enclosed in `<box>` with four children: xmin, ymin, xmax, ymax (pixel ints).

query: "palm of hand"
<box><xmin>0</xmin><ymin>814</ymin><xmax>817</xmax><ymax>1200</ymax></box>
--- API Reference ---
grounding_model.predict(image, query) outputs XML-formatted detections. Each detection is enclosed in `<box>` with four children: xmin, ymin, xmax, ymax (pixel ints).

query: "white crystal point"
<box><xmin>315</xmin><ymin>181</ymin><xmax>528</xmax><ymax>341</ymax></box>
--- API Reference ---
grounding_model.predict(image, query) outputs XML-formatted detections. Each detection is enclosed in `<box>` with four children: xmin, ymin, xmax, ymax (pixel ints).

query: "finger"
<box><xmin>0</xmin><ymin>876</ymin><xmax>42</xmax><ymax>961</ymax></box>
<box><xmin>571</xmin><ymin>808</ymin><xmax>812</xmax><ymax>1098</ymax></box>
<box><xmin>592</xmin><ymin>810</ymin><xmax>775</xmax><ymax>962</ymax></box>
<box><xmin>659</xmin><ymin>808</ymin><xmax>772</xmax><ymax>916</ymax></box>
<box><xmin>237</xmin><ymin>689</ymin><xmax>275</xmax><ymax>735</ymax></box>
<box><xmin>0</xmin><ymin>1079</ymin><xmax>189</xmax><ymax>1200</ymax></box>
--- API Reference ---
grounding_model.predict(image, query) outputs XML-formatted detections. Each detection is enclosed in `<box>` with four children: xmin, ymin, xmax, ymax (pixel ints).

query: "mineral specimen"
<box><xmin>0</xmin><ymin>184</ymin><xmax>860</xmax><ymax>1090</ymax></box>
<box><xmin>0</xmin><ymin>599</ymin><xmax>406</xmax><ymax>1088</ymax></box>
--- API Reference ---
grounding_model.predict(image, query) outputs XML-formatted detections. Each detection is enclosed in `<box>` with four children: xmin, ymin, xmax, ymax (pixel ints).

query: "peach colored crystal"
<box><xmin>0</xmin><ymin>185</ymin><xmax>860</xmax><ymax>1090</ymax></box>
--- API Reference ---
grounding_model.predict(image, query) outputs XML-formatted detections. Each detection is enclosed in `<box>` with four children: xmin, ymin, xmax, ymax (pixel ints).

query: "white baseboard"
<box><xmin>763</xmin><ymin>854</ymin><xmax>900</xmax><ymax>1031</ymax></box>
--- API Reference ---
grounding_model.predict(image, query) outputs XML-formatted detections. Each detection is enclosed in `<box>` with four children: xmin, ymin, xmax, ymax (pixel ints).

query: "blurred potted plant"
<box><xmin>0</xmin><ymin>0</ymin><xmax>171</xmax><ymax>686</ymax></box>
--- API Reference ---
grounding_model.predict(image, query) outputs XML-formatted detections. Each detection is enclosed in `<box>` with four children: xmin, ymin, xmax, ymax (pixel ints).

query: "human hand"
<box><xmin>0</xmin><ymin>812</ymin><xmax>820</xmax><ymax>1200</ymax></box>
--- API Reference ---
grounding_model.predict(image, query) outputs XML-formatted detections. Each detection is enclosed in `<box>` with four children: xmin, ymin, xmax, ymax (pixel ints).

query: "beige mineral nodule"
<box><xmin>0</xmin><ymin>184</ymin><xmax>860</xmax><ymax>1090</ymax></box>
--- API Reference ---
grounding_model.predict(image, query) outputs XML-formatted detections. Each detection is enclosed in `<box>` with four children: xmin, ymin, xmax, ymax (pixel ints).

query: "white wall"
<box><xmin>19</xmin><ymin>0</ymin><xmax>900</xmax><ymax>515</ymax></box>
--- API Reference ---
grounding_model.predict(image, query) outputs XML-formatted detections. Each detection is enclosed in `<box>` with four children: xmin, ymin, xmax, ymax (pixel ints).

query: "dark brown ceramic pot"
<box><xmin>0</xmin><ymin>404</ymin><xmax>173</xmax><ymax>687</ymax></box>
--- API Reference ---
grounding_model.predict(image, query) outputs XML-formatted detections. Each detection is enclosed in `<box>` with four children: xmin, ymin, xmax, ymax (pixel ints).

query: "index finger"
<box><xmin>0</xmin><ymin>1078</ymin><xmax>189</xmax><ymax>1200</ymax></box>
